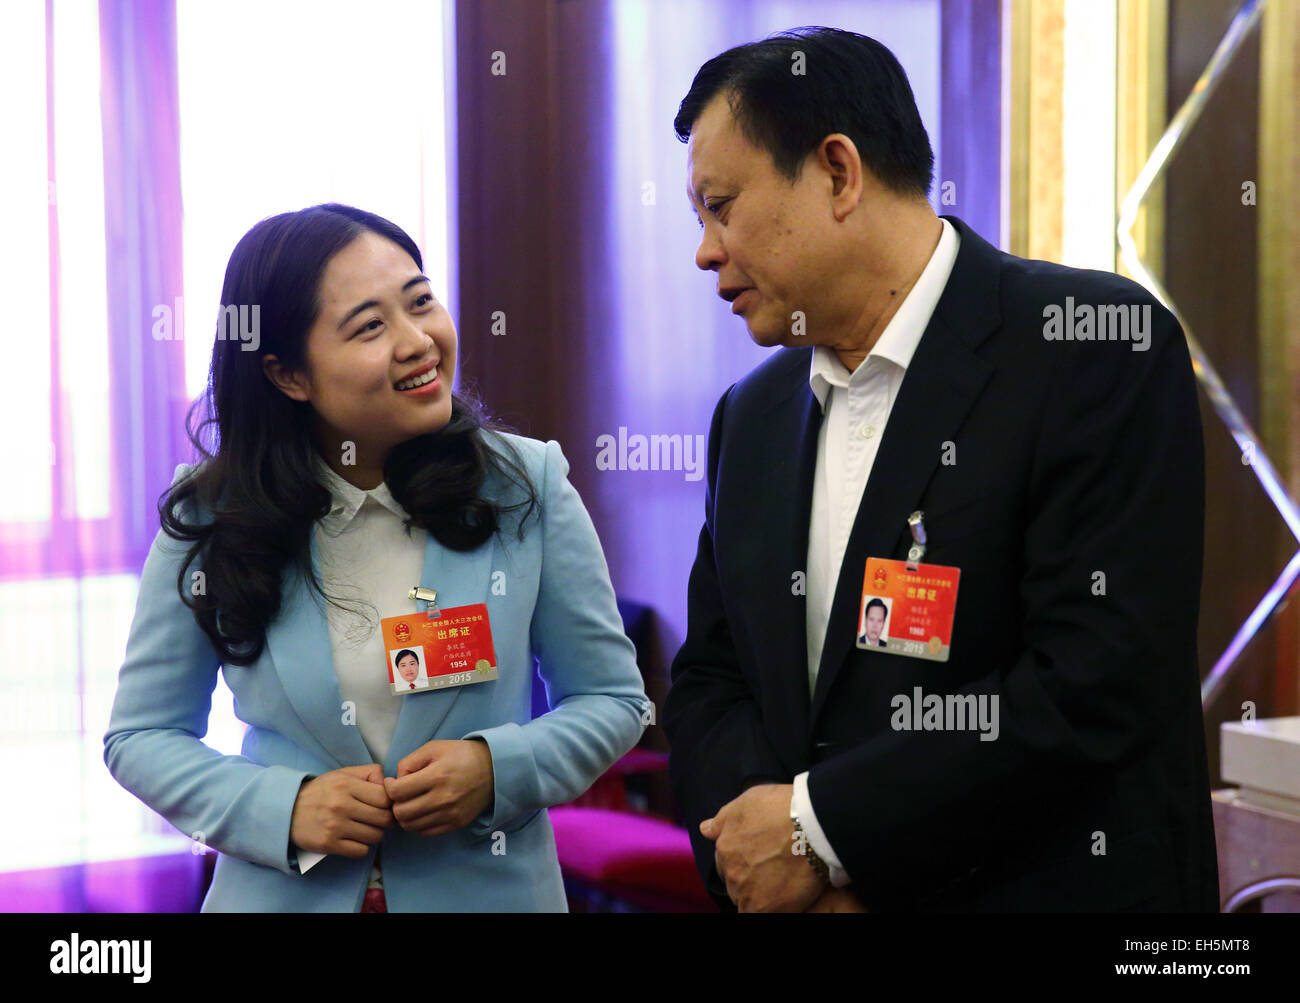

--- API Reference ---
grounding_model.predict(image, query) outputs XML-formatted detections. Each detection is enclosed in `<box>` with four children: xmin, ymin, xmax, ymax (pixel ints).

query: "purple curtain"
<box><xmin>98</xmin><ymin>0</ymin><xmax>190</xmax><ymax>572</ymax></box>
<box><xmin>0</xmin><ymin>0</ymin><xmax>194</xmax><ymax>912</ymax></box>
<box><xmin>2</xmin><ymin>0</ymin><xmax>189</xmax><ymax>583</ymax></box>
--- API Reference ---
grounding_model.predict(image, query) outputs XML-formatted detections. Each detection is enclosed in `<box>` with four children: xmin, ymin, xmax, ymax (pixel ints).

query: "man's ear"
<box><xmin>262</xmin><ymin>354</ymin><xmax>311</xmax><ymax>402</ymax></box>
<box><xmin>819</xmin><ymin>133</ymin><xmax>864</xmax><ymax>221</ymax></box>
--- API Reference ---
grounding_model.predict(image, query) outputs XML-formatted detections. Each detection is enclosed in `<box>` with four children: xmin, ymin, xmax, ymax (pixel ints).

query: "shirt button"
<box><xmin>858</xmin><ymin>423</ymin><xmax>876</xmax><ymax>439</ymax></box>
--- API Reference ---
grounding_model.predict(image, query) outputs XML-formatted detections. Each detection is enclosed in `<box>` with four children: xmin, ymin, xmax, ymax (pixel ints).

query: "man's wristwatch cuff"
<box><xmin>791</xmin><ymin>816</ymin><xmax>832</xmax><ymax>883</ymax></box>
<box><xmin>791</xmin><ymin>772</ymin><xmax>851</xmax><ymax>887</ymax></box>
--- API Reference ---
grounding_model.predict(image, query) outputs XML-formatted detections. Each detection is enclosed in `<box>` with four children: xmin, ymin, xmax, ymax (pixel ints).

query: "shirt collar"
<box><xmin>808</xmin><ymin>217</ymin><xmax>960</xmax><ymax>410</ymax></box>
<box><xmin>315</xmin><ymin>455</ymin><xmax>410</xmax><ymax>534</ymax></box>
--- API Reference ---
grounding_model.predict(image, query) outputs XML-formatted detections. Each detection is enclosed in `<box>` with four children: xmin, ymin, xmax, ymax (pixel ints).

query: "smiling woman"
<box><xmin>103</xmin><ymin>203</ymin><xmax>648</xmax><ymax>912</ymax></box>
<box><xmin>164</xmin><ymin>205</ymin><xmax>529</xmax><ymax>665</ymax></box>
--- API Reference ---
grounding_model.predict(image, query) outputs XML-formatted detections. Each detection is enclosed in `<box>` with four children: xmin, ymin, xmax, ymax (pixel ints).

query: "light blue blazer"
<box><xmin>104</xmin><ymin>433</ymin><xmax>647</xmax><ymax>911</ymax></box>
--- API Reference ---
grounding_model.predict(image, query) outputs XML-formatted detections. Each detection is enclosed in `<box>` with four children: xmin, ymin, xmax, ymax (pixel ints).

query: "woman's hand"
<box><xmin>289</xmin><ymin>763</ymin><xmax>394</xmax><ymax>858</ymax></box>
<box><xmin>383</xmin><ymin>739</ymin><xmax>495</xmax><ymax>836</ymax></box>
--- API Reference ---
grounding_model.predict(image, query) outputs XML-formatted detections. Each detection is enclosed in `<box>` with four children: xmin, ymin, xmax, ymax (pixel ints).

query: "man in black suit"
<box><xmin>663</xmin><ymin>27</ymin><xmax>1219</xmax><ymax>913</ymax></box>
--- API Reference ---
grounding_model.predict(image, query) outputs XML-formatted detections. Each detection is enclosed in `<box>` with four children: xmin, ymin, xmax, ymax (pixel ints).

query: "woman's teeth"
<box><xmin>395</xmin><ymin>368</ymin><xmax>438</xmax><ymax>391</ymax></box>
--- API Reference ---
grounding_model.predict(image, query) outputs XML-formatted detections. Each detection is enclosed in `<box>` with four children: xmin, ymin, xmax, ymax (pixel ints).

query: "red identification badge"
<box><xmin>857</xmin><ymin>557</ymin><xmax>960</xmax><ymax>661</ymax></box>
<box><xmin>380</xmin><ymin>603</ymin><xmax>498</xmax><ymax>695</ymax></box>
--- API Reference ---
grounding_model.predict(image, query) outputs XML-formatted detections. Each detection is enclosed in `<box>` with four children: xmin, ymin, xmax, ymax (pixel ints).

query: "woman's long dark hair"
<box><xmin>160</xmin><ymin>203</ymin><xmax>537</xmax><ymax>665</ymax></box>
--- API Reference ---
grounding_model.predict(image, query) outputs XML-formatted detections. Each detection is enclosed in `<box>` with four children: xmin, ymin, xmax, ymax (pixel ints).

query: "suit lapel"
<box><xmin>750</xmin><ymin>371</ymin><xmax>822</xmax><ymax>767</ymax></box>
<box><xmin>807</xmin><ymin>215</ymin><xmax>1002</xmax><ymax>728</ymax></box>
<box><xmin>266</xmin><ymin>539</ymin><xmax>373</xmax><ymax>769</ymax></box>
<box><xmin>266</xmin><ymin>524</ymin><xmax>496</xmax><ymax>773</ymax></box>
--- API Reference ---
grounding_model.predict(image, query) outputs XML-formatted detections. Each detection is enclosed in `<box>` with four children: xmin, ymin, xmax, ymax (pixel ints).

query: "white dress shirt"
<box><xmin>791</xmin><ymin>218</ymin><xmax>960</xmax><ymax>888</ymax></box>
<box><xmin>294</xmin><ymin>458</ymin><xmax>430</xmax><ymax>884</ymax></box>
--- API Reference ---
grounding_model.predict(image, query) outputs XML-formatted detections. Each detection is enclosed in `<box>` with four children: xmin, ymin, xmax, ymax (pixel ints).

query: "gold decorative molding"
<box><xmin>1112</xmin><ymin>0</ymin><xmax>1288</xmax><ymax>706</ymax></box>
<box><xmin>1115</xmin><ymin>0</ymin><xmax>1166</xmax><ymax>283</ymax></box>
<box><xmin>1259</xmin><ymin>0</ymin><xmax>1300</xmax><ymax>496</ymax></box>
<box><xmin>1257</xmin><ymin>0</ymin><xmax>1300</xmax><ymax>708</ymax></box>
<box><xmin>1007</xmin><ymin>0</ymin><xmax>1064</xmax><ymax>261</ymax></box>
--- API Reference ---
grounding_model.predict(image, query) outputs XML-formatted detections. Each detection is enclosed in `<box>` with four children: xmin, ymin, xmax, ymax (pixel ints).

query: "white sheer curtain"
<box><xmin>177</xmin><ymin>0</ymin><xmax>457</xmax><ymax>400</ymax></box>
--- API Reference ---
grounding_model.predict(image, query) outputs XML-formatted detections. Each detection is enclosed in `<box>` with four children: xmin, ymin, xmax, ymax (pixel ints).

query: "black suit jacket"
<box><xmin>663</xmin><ymin>216</ymin><xmax>1219</xmax><ymax>912</ymax></box>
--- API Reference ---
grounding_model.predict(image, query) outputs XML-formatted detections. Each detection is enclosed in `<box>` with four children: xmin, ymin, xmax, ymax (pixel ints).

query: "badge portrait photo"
<box><xmin>388</xmin><ymin>647</ymin><xmax>431</xmax><ymax>694</ymax></box>
<box><xmin>857</xmin><ymin>595</ymin><xmax>892</xmax><ymax>649</ymax></box>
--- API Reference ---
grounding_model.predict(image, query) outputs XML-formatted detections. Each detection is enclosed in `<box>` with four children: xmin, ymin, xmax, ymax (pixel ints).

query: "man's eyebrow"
<box><xmin>687</xmin><ymin>177</ymin><xmax>714</xmax><ymax>205</ymax></box>
<box><xmin>337</xmin><ymin>274</ymin><xmax>431</xmax><ymax>330</ymax></box>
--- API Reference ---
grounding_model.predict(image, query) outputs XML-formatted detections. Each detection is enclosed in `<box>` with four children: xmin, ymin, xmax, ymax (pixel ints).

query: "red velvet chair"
<box><xmin>543</xmin><ymin>600</ymin><xmax>715</xmax><ymax>910</ymax></box>
<box><xmin>549</xmin><ymin>748</ymin><xmax>716</xmax><ymax>912</ymax></box>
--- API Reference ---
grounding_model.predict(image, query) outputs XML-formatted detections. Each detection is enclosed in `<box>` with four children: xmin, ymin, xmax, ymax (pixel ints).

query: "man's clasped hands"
<box><xmin>700</xmin><ymin>783</ymin><xmax>868</xmax><ymax>913</ymax></box>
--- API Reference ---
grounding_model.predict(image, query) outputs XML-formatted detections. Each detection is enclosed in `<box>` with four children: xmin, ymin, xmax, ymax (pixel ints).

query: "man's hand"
<box><xmin>700</xmin><ymin>783</ymin><xmax>825</xmax><ymax>912</ymax></box>
<box><xmin>805</xmin><ymin>886</ymin><xmax>868</xmax><ymax>912</ymax></box>
<box><xmin>383</xmin><ymin>739</ymin><xmax>494</xmax><ymax>836</ymax></box>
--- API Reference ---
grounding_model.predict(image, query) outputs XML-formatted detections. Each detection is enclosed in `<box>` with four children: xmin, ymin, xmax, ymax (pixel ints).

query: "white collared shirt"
<box><xmin>791</xmin><ymin>218</ymin><xmax>960</xmax><ymax>887</ymax></box>
<box><xmin>314</xmin><ymin>458</ymin><xmax>429</xmax><ymax>769</ymax></box>
<box><xmin>295</xmin><ymin>459</ymin><xmax>429</xmax><ymax>883</ymax></box>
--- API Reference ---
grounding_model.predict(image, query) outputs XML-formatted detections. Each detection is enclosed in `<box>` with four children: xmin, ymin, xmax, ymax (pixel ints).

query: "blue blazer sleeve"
<box><xmin>462</xmin><ymin>439</ymin><xmax>648</xmax><ymax>833</ymax></box>
<box><xmin>102</xmin><ymin>464</ymin><xmax>313</xmax><ymax>874</ymax></box>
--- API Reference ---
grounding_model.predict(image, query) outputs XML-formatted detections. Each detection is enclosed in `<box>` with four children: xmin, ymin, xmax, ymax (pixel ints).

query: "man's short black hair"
<box><xmin>865</xmin><ymin>598</ymin><xmax>888</xmax><ymax>617</ymax></box>
<box><xmin>674</xmin><ymin>26</ymin><xmax>934</xmax><ymax>199</ymax></box>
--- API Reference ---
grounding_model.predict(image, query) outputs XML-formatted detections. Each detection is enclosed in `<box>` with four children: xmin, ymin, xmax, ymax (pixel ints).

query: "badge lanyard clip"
<box><xmin>408</xmin><ymin>585</ymin><xmax>443</xmax><ymax>620</ymax></box>
<box><xmin>906</xmin><ymin>511</ymin><xmax>927</xmax><ymax>571</ymax></box>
